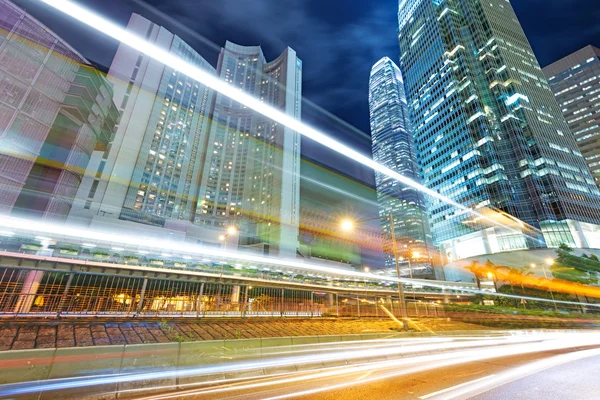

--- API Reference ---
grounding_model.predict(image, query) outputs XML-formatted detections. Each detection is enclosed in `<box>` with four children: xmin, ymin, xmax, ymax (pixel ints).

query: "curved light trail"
<box><xmin>1</xmin><ymin>215</ymin><xmax>598</xmax><ymax>308</ymax></box>
<box><xmin>38</xmin><ymin>0</ymin><xmax>522</xmax><ymax>237</ymax></box>
<box><xmin>2</xmin><ymin>331</ymin><xmax>599</xmax><ymax>398</ymax></box>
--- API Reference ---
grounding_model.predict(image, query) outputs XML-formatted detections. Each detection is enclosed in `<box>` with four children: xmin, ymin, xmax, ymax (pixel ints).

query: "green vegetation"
<box><xmin>553</xmin><ymin>244</ymin><xmax>600</xmax><ymax>284</ymax></box>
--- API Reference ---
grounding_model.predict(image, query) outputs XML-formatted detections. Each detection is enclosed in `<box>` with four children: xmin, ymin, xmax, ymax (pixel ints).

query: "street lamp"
<box><xmin>531</xmin><ymin>260</ymin><xmax>558</xmax><ymax>311</ymax></box>
<box><xmin>341</xmin><ymin>220</ymin><xmax>354</xmax><ymax>232</ymax></box>
<box><xmin>218</xmin><ymin>226</ymin><xmax>238</xmax><ymax>279</ymax></box>
<box><xmin>340</xmin><ymin>214</ymin><xmax>409</xmax><ymax>330</ymax></box>
<box><xmin>486</xmin><ymin>271</ymin><xmax>499</xmax><ymax>292</ymax></box>
<box><xmin>219</xmin><ymin>226</ymin><xmax>238</xmax><ymax>249</ymax></box>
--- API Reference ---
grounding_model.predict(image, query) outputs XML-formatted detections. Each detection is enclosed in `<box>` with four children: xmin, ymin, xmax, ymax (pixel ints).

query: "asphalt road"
<box><xmin>4</xmin><ymin>332</ymin><xmax>597</xmax><ymax>399</ymax></box>
<box><xmin>134</xmin><ymin>345</ymin><xmax>600</xmax><ymax>399</ymax></box>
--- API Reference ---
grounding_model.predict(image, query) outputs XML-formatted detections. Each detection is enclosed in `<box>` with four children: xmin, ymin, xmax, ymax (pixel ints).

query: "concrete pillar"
<box><xmin>481</xmin><ymin>230</ymin><xmax>493</xmax><ymax>254</ymax></box>
<box><xmin>449</xmin><ymin>241</ymin><xmax>458</xmax><ymax>262</ymax></box>
<box><xmin>195</xmin><ymin>282</ymin><xmax>205</xmax><ymax>318</ymax></box>
<box><xmin>136</xmin><ymin>278</ymin><xmax>148</xmax><ymax>314</ymax></box>
<box><xmin>14</xmin><ymin>270</ymin><xmax>44</xmax><ymax>314</ymax></box>
<box><xmin>231</xmin><ymin>285</ymin><xmax>241</xmax><ymax>311</ymax></box>
<box><xmin>326</xmin><ymin>293</ymin><xmax>334</xmax><ymax>311</ymax></box>
<box><xmin>567</xmin><ymin>220</ymin><xmax>590</xmax><ymax>249</ymax></box>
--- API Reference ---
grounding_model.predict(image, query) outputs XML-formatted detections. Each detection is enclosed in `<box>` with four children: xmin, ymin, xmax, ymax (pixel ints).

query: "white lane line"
<box><xmin>419</xmin><ymin>375</ymin><xmax>495</xmax><ymax>399</ymax></box>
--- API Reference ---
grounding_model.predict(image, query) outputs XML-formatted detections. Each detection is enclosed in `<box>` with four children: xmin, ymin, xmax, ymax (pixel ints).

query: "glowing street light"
<box><xmin>363</xmin><ymin>266</ymin><xmax>370</xmax><ymax>273</ymax></box>
<box><xmin>339</xmin><ymin>214</ymin><xmax>408</xmax><ymax>330</ymax></box>
<box><xmin>227</xmin><ymin>226</ymin><xmax>238</xmax><ymax>235</ymax></box>
<box><xmin>218</xmin><ymin>235</ymin><xmax>226</xmax><ymax>241</ymax></box>
<box><xmin>341</xmin><ymin>220</ymin><xmax>354</xmax><ymax>232</ymax></box>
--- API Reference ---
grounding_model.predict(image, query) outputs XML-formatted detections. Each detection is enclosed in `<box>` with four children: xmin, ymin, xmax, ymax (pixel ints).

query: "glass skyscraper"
<box><xmin>369</xmin><ymin>57</ymin><xmax>436</xmax><ymax>278</ymax></box>
<box><xmin>195</xmin><ymin>42</ymin><xmax>302</xmax><ymax>258</ymax></box>
<box><xmin>544</xmin><ymin>45</ymin><xmax>600</xmax><ymax>190</ymax></box>
<box><xmin>398</xmin><ymin>0</ymin><xmax>600</xmax><ymax>261</ymax></box>
<box><xmin>0</xmin><ymin>0</ymin><xmax>118</xmax><ymax>221</ymax></box>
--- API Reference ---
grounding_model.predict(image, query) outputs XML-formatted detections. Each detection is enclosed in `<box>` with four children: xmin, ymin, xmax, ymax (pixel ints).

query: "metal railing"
<box><xmin>0</xmin><ymin>237</ymin><xmax>482</xmax><ymax>296</ymax></box>
<box><xmin>0</xmin><ymin>266</ymin><xmax>445</xmax><ymax>319</ymax></box>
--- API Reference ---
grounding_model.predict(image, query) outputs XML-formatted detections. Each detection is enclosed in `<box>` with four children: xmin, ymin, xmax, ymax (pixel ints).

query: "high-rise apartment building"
<box><xmin>544</xmin><ymin>45</ymin><xmax>600</xmax><ymax>190</ymax></box>
<box><xmin>70</xmin><ymin>14</ymin><xmax>215</xmax><ymax>228</ymax></box>
<box><xmin>195</xmin><ymin>42</ymin><xmax>302</xmax><ymax>257</ymax></box>
<box><xmin>0</xmin><ymin>0</ymin><xmax>118</xmax><ymax>221</ymax></box>
<box><xmin>369</xmin><ymin>57</ymin><xmax>436</xmax><ymax>277</ymax></box>
<box><xmin>398</xmin><ymin>0</ymin><xmax>600</xmax><ymax>261</ymax></box>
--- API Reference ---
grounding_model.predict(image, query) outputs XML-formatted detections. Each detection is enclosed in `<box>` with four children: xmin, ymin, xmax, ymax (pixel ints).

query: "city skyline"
<box><xmin>2</xmin><ymin>4</ymin><xmax>600</xmax><ymax>397</ymax></box>
<box><xmin>11</xmin><ymin>0</ymin><xmax>600</xmax><ymax>184</ymax></box>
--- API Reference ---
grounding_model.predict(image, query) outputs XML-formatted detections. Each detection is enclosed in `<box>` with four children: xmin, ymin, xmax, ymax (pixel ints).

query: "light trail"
<box><xmin>38</xmin><ymin>0</ymin><xmax>522</xmax><ymax>238</ymax></box>
<box><xmin>25</xmin><ymin>1</ymin><xmax>570</xmax><ymax>306</ymax></box>
<box><xmin>2</xmin><ymin>214</ymin><xmax>599</xmax><ymax>308</ymax></box>
<box><xmin>258</xmin><ymin>334</ymin><xmax>600</xmax><ymax>400</ymax></box>
<box><xmin>422</xmin><ymin>347</ymin><xmax>600</xmax><ymax>400</ymax></box>
<box><xmin>0</xmin><ymin>333</ymin><xmax>577</xmax><ymax>397</ymax></box>
<box><xmin>111</xmin><ymin>332</ymin><xmax>600</xmax><ymax>400</ymax></box>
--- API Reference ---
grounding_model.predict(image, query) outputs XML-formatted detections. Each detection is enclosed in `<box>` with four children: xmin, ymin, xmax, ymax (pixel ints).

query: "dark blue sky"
<box><xmin>15</xmin><ymin>0</ymin><xmax>600</xmax><ymax>182</ymax></box>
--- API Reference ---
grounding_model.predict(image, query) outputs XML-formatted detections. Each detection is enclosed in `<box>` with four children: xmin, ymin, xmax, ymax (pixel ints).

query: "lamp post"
<box><xmin>486</xmin><ymin>271</ymin><xmax>499</xmax><ymax>292</ymax></box>
<box><xmin>531</xmin><ymin>260</ymin><xmax>558</xmax><ymax>311</ymax></box>
<box><xmin>341</xmin><ymin>213</ymin><xmax>409</xmax><ymax>330</ymax></box>
<box><xmin>218</xmin><ymin>226</ymin><xmax>238</xmax><ymax>277</ymax></box>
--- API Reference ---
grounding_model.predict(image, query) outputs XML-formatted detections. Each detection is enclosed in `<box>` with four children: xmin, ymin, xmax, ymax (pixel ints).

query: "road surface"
<box><xmin>2</xmin><ymin>331</ymin><xmax>599</xmax><ymax>399</ymax></box>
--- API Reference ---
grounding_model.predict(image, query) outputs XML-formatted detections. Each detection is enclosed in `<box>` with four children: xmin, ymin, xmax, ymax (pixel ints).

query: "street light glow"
<box><xmin>218</xmin><ymin>235</ymin><xmax>226</xmax><ymax>241</ymax></box>
<box><xmin>546</xmin><ymin>258</ymin><xmax>554</xmax><ymax>265</ymax></box>
<box><xmin>227</xmin><ymin>226</ymin><xmax>238</xmax><ymax>235</ymax></box>
<box><xmin>341</xmin><ymin>220</ymin><xmax>354</xmax><ymax>232</ymax></box>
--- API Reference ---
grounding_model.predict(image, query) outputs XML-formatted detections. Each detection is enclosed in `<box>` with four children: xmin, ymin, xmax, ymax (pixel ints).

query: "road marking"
<box><xmin>419</xmin><ymin>375</ymin><xmax>496</xmax><ymax>399</ymax></box>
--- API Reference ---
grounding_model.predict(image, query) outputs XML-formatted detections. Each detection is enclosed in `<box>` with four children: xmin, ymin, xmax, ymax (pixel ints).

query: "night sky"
<box><xmin>14</xmin><ymin>0</ymin><xmax>600</xmax><ymax>184</ymax></box>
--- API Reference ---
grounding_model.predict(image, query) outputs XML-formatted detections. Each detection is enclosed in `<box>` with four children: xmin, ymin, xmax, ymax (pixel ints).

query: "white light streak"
<box><xmin>1</xmin><ymin>212</ymin><xmax>596</xmax><ymax>307</ymax></box>
<box><xmin>3</xmin><ymin>332</ymin><xmax>598</xmax><ymax>397</ymax></box>
<box><xmin>39</xmin><ymin>0</ymin><xmax>517</xmax><ymax>236</ymax></box>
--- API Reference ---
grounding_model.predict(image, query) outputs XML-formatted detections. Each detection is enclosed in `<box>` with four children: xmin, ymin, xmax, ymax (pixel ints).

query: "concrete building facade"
<box><xmin>69</xmin><ymin>14</ymin><xmax>215</xmax><ymax>231</ymax></box>
<box><xmin>195</xmin><ymin>42</ymin><xmax>302</xmax><ymax>258</ymax></box>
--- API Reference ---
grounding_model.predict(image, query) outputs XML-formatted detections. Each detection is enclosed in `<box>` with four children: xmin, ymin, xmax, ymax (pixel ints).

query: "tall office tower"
<box><xmin>70</xmin><ymin>14</ymin><xmax>215</xmax><ymax>227</ymax></box>
<box><xmin>544</xmin><ymin>46</ymin><xmax>600</xmax><ymax>190</ymax></box>
<box><xmin>369</xmin><ymin>57</ymin><xmax>436</xmax><ymax>278</ymax></box>
<box><xmin>0</xmin><ymin>0</ymin><xmax>118</xmax><ymax>221</ymax></box>
<box><xmin>195</xmin><ymin>42</ymin><xmax>302</xmax><ymax>257</ymax></box>
<box><xmin>398</xmin><ymin>0</ymin><xmax>600</xmax><ymax>261</ymax></box>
